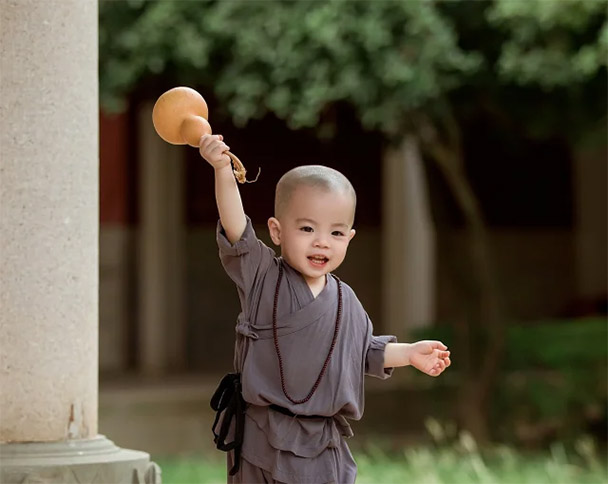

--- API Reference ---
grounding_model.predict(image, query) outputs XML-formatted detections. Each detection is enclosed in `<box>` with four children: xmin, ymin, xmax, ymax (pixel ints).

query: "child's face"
<box><xmin>268</xmin><ymin>185</ymin><xmax>356</xmax><ymax>287</ymax></box>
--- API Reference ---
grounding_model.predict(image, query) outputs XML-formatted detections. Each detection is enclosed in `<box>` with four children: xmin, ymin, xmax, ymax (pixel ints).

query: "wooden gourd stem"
<box><xmin>227</xmin><ymin>151</ymin><xmax>260</xmax><ymax>184</ymax></box>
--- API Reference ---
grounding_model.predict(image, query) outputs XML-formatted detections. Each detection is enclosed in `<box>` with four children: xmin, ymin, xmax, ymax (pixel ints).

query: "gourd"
<box><xmin>152</xmin><ymin>86</ymin><xmax>255</xmax><ymax>183</ymax></box>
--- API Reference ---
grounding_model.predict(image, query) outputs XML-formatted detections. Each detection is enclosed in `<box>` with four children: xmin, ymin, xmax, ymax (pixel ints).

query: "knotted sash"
<box><xmin>210</xmin><ymin>373</ymin><xmax>246</xmax><ymax>476</ymax></box>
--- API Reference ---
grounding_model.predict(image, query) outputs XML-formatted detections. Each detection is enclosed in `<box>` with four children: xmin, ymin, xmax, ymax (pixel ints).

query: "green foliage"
<box><xmin>414</xmin><ymin>318</ymin><xmax>608</xmax><ymax>444</ymax></box>
<box><xmin>488</xmin><ymin>0</ymin><xmax>607</xmax><ymax>88</ymax></box>
<box><xmin>505</xmin><ymin>318</ymin><xmax>607</xmax><ymax>368</ymax></box>
<box><xmin>156</xmin><ymin>439</ymin><xmax>607</xmax><ymax>484</ymax></box>
<box><xmin>357</xmin><ymin>439</ymin><xmax>607</xmax><ymax>484</ymax></box>
<box><xmin>155</xmin><ymin>456</ymin><xmax>225</xmax><ymax>484</ymax></box>
<box><xmin>100</xmin><ymin>0</ymin><xmax>480</xmax><ymax>133</ymax></box>
<box><xmin>99</xmin><ymin>0</ymin><xmax>217</xmax><ymax>111</ymax></box>
<box><xmin>208</xmin><ymin>1</ymin><xmax>481</xmax><ymax>132</ymax></box>
<box><xmin>497</xmin><ymin>320</ymin><xmax>607</xmax><ymax>443</ymax></box>
<box><xmin>99</xmin><ymin>0</ymin><xmax>606</xmax><ymax>144</ymax></box>
<box><xmin>413</xmin><ymin>318</ymin><xmax>607</xmax><ymax>372</ymax></box>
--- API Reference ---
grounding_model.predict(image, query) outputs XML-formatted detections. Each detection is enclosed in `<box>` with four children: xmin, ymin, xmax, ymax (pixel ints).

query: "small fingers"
<box><xmin>429</xmin><ymin>355</ymin><xmax>451</xmax><ymax>377</ymax></box>
<box><xmin>429</xmin><ymin>340</ymin><xmax>448</xmax><ymax>351</ymax></box>
<box><xmin>198</xmin><ymin>133</ymin><xmax>216</xmax><ymax>149</ymax></box>
<box><xmin>209</xmin><ymin>141</ymin><xmax>230</xmax><ymax>157</ymax></box>
<box><xmin>428</xmin><ymin>362</ymin><xmax>441</xmax><ymax>377</ymax></box>
<box><xmin>431</xmin><ymin>349</ymin><xmax>450</xmax><ymax>359</ymax></box>
<box><xmin>199</xmin><ymin>134</ymin><xmax>225</xmax><ymax>151</ymax></box>
<box><xmin>200</xmin><ymin>136</ymin><xmax>231</xmax><ymax>166</ymax></box>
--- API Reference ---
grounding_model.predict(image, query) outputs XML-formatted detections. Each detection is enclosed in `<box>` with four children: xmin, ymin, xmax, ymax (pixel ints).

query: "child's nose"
<box><xmin>313</xmin><ymin>235</ymin><xmax>330</xmax><ymax>248</ymax></box>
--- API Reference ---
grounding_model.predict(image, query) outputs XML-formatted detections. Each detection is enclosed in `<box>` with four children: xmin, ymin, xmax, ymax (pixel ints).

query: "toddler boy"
<box><xmin>200</xmin><ymin>134</ymin><xmax>451</xmax><ymax>484</ymax></box>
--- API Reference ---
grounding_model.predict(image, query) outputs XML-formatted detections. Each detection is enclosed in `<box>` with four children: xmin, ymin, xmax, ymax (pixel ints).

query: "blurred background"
<box><xmin>97</xmin><ymin>1</ymin><xmax>606</xmax><ymax>482</ymax></box>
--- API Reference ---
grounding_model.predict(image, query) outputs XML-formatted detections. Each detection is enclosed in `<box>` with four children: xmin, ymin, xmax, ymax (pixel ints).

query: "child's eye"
<box><xmin>300</xmin><ymin>226</ymin><xmax>313</xmax><ymax>233</ymax></box>
<box><xmin>332</xmin><ymin>231</ymin><xmax>345</xmax><ymax>237</ymax></box>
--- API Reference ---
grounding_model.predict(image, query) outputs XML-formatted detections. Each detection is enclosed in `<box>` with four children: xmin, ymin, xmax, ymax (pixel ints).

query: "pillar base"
<box><xmin>0</xmin><ymin>435</ymin><xmax>160</xmax><ymax>483</ymax></box>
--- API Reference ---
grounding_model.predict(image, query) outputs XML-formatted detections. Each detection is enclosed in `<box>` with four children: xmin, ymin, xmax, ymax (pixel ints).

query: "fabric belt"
<box><xmin>268</xmin><ymin>404</ymin><xmax>329</xmax><ymax>419</ymax></box>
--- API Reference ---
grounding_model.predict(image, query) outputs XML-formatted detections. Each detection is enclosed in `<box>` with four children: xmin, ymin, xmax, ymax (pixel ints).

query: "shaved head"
<box><xmin>274</xmin><ymin>165</ymin><xmax>357</xmax><ymax>224</ymax></box>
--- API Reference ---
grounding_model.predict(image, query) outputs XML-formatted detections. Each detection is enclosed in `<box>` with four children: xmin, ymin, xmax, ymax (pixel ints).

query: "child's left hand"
<box><xmin>408</xmin><ymin>340</ymin><xmax>451</xmax><ymax>377</ymax></box>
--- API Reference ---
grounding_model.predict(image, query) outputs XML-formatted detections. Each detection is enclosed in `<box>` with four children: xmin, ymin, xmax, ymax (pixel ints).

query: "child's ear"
<box><xmin>267</xmin><ymin>217</ymin><xmax>282</xmax><ymax>246</ymax></box>
<box><xmin>348</xmin><ymin>229</ymin><xmax>356</xmax><ymax>241</ymax></box>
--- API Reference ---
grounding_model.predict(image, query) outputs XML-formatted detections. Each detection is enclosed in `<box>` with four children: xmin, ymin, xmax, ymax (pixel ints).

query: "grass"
<box><xmin>156</xmin><ymin>436</ymin><xmax>607</xmax><ymax>484</ymax></box>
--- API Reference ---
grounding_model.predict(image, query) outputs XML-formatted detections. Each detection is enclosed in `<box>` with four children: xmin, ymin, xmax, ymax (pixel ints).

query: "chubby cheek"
<box><xmin>285</xmin><ymin>238</ymin><xmax>307</xmax><ymax>261</ymax></box>
<box><xmin>332</xmin><ymin>244</ymin><xmax>350</xmax><ymax>266</ymax></box>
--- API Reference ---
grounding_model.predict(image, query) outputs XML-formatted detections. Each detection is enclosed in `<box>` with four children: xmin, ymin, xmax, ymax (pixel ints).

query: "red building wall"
<box><xmin>100</xmin><ymin>111</ymin><xmax>131</xmax><ymax>225</ymax></box>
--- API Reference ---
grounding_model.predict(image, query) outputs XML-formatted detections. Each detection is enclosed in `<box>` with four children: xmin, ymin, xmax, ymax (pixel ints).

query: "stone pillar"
<box><xmin>138</xmin><ymin>102</ymin><xmax>186</xmax><ymax>374</ymax></box>
<box><xmin>382</xmin><ymin>136</ymin><xmax>435</xmax><ymax>338</ymax></box>
<box><xmin>0</xmin><ymin>1</ymin><xmax>159</xmax><ymax>482</ymax></box>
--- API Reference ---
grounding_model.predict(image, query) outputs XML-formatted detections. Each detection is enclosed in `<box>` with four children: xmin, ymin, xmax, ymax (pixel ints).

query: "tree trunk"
<box><xmin>382</xmin><ymin>136</ymin><xmax>436</xmax><ymax>340</ymax></box>
<box><xmin>416</xmin><ymin>115</ymin><xmax>505</xmax><ymax>444</ymax></box>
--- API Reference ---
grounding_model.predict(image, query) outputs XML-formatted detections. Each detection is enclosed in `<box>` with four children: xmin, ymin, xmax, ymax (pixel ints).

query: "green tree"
<box><xmin>99</xmin><ymin>0</ymin><xmax>606</xmax><ymax>443</ymax></box>
<box><xmin>489</xmin><ymin>0</ymin><xmax>606</xmax><ymax>89</ymax></box>
<box><xmin>419</xmin><ymin>0</ymin><xmax>606</xmax><ymax>442</ymax></box>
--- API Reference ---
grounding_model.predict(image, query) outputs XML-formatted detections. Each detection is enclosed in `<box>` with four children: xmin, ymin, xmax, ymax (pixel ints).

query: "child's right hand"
<box><xmin>199</xmin><ymin>134</ymin><xmax>231</xmax><ymax>170</ymax></box>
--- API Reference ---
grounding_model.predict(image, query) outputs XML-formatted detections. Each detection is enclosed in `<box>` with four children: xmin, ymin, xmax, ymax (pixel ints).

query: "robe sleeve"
<box><xmin>216</xmin><ymin>216</ymin><xmax>275</xmax><ymax>299</ymax></box>
<box><xmin>365</xmin><ymin>334</ymin><xmax>398</xmax><ymax>379</ymax></box>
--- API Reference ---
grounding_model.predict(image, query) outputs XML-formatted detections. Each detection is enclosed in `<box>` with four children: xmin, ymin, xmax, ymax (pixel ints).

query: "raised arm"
<box><xmin>199</xmin><ymin>134</ymin><xmax>247</xmax><ymax>244</ymax></box>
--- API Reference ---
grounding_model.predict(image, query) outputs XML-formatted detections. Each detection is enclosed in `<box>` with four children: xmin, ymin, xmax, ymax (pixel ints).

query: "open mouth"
<box><xmin>307</xmin><ymin>255</ymin><xmax>329</xmax><ymax>267</ymax></box>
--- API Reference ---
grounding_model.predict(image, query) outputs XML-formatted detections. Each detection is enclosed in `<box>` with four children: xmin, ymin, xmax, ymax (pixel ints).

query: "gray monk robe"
<box><xmin>217</xmin><ymin>217</ymin><xmax>397</xmax><ymax>484</ymax></box>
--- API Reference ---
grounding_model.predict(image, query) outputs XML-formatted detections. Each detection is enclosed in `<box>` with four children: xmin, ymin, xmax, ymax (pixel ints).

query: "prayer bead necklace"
<box><xmin>272</xmin><ymin>263</ymin><xmax>343</xmax><ymax>404</ymax></box>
